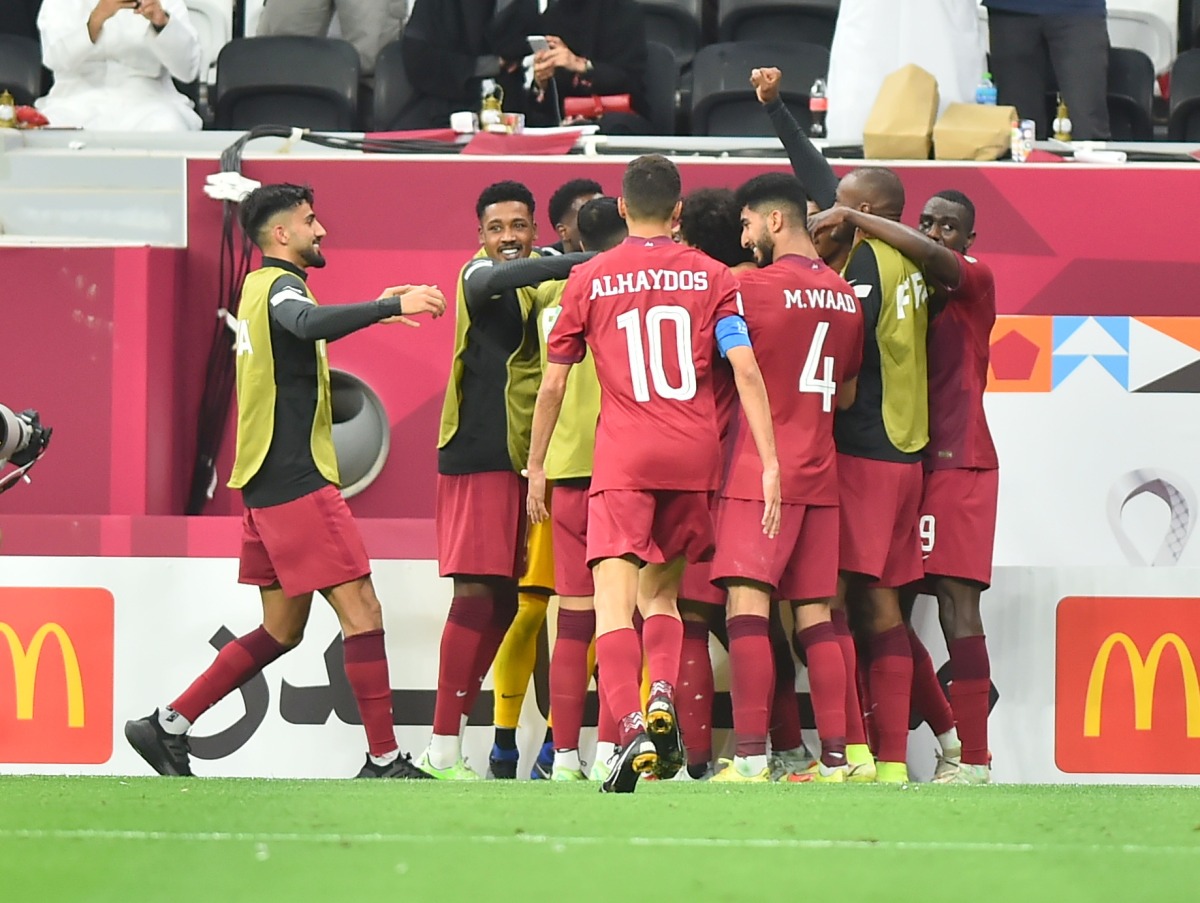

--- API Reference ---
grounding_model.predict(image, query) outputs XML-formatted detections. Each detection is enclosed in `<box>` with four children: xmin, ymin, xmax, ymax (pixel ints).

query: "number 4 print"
<box><xmin>800</xmin><ymin>321</ymin><xmax>836</xmax><ymax>411</ymax></box>
<box><xmin>616</xmin><ymin>305</ymin><xmax>698</xmax><ymax>402</ymax></box>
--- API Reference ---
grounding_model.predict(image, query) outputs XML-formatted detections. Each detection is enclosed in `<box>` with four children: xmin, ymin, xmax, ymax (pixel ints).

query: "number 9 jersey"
<box><xmin>722</xmin><ymin>255</ymin><xmax>864</xmax><ymax>506</ymax></box>
<box><xmin>547</xmin><ymin>235</ymin><xmax>742</xmax><ymax>493</ymax></box>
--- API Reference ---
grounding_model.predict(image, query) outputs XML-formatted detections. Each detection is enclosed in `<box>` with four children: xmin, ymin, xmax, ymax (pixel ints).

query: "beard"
<box><xmin>752</xmin><ymin>233</ymin><xmax>774</xmax><ymax>268</ymax></box>
<box><xmin>300</xmin><ymin>244</ymin><xmax>327</xmax><ymax>268</ymax></box>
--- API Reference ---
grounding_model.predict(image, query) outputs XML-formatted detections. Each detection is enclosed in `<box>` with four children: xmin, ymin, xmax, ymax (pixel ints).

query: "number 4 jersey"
<box><xmin>722</xmin><ymin>255</ymin><xmax>864</xmax><ymax>506</ymax></box>
<box><xmin>547</xmin><ymin>235</ymin><xmax>742</xmax><ymax>493</ymax></box>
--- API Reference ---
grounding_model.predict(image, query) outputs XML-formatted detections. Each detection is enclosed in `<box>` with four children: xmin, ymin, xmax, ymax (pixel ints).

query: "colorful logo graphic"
<box><xmin>1056</xmin><ymin>596</ymin><xmax>1200</xmax><ymax>774</ymax></box>
<box><xmin>0</xmin><ymin>587</ymin><xmax>114</xmax><ymax>764</ymax></box>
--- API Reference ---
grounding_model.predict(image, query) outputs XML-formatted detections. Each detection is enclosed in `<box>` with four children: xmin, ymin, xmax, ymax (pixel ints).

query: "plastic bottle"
<box><xmin>975</xmin><ymin>72</ymin><xmax>997</xmax><ymax>105</ymax></box>
<box><xmin>808</xmin><ymin>77</ymin><xmax>827</xmax><ymax>139</ymax></box>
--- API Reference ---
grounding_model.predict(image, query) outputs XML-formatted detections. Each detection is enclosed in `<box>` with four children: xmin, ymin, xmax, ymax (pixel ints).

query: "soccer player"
<box><xmin>709</xmin><ymin>173</ymin><xmax>863</xmax><ymax>783</ymax></box>
<box><xmin>544</xmin><ymin>178</ymin><xmax>605</xmax><ymax>254</ymax></box>
<box><xmin>124</xmin><ymin>183</ymin><xmax>445</xmax><ymax>779</ymax></box>
<box><xmin>487</xmin><ymin>179</ymin><xmax>605</xmax><ymax>780</ymax></box>
<box><xmin>671</xmin><ymin>186</ymin><xmax>753</xmax><ymax>781</ymax></box>
<box><xmin>806</xmin><ymin>170</ymin><xmax>930</xmax><ymax>785</ymax></box>
<box><xmin>821</xmin><ymin>192</ymin><xmax>997</xmax><ymax>784</ymax></box>
<box><xmin>420</xmin><ymin>181</ymin><xmax>590</xmax><ymax>780</ymax></box>
<box><xmin>526</xmin><ymin>154</ymin><xmax>782</xmax><ymax>793</ymax></box>
<box><xmin>534</xmin><ymin>196</ymin><xmax>630</xmax><ymax>781</ymax></box>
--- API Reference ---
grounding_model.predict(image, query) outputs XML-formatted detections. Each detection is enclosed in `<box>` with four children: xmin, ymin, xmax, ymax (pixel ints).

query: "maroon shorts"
<box><xmin>838</xmin><ymin>453</ymin><xmax>923</xmax><ymax>587</ymax></box>
<box><xmin>679</xmin><ymin>495</ymin><xmax>724</xmax><ymax>605</ymax></box>
<box><xmin>551</xmin><ymin>482</ymin><xmax>594</xmax><ymax>597</ymax></box>
<box><xmin>711</xmin><ymin>499</ymin><xmax>839</xmax><ymax>601</ymax></box>
<box><xmin>238</xmin><ymin>484</ymin><xmax>371</xmax><ymax>598</ymax></box>
<box><xmin>586</xmin><ymin>489</ymin><xmax>715</xmax><ymax>567</ymax></box>
<box><xmin>436</xmin><ymin>471</ymin><xmax>526</xmax><ymax>579</ymax></box>
<box><xmin>920</xmin><ymin>467</ymin><xmax>999</xmax><ymax>588</ymax></box>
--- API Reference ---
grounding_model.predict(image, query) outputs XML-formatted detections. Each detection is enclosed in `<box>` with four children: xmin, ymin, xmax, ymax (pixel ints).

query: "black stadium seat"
<box><xmin>1168</xmin><ymin>49</ymin><xmax>1200</xmax><ymax>140</ymax></box>
<box><xmin>1105</xmin><ymin>47</ymin><xmax>1154</xmax><ymax>141</ymax></box>
<box><xmin>642</xmin><ymin>40</ymin><xmax>680</xmax><ymax>135</ymax></box>
<box><xmin>690</xmin><ymin>41</ymin><xmax>830</xmax><ymax>137</ymax></box>
<box><xmin>638</xmin><ymin>0</ymin><xmax>703</xmax><ymax>68</ymax></box>
<box><xmin>214</xmin><ymin>36</ymin><xmax>360</xmax><ymax>131</ymax></box>
<box><xmin>371</xmin><ymin>39</ymin><xmax>416</xmax><ymax>131</ymax></box>
<box><xmin>718</xmin><ymin>0</ymin><xmax>841</xmax><ymax>50</ymax></box>
<box><xmin>0</xmin><ymin>34</ymin><xmax>48</xmax><ymax>106</ymax></box>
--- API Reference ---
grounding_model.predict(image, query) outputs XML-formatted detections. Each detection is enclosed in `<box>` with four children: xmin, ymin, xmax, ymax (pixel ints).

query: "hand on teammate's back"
<box><xmin>750</xmin><ymin>67</ymin><xmax>782</xmax><ymax>105</ymax></box>
<box><xmin>378</xmin><ymin>284</ymin><xmax>447</xmax><ymax>327</ymax></box>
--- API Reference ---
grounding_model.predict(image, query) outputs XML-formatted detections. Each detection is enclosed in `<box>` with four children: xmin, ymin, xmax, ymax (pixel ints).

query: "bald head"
<box><xmin>836</xmin><ymin>167</ymin><xmax>906</xmax><ymax>221</ymax></box>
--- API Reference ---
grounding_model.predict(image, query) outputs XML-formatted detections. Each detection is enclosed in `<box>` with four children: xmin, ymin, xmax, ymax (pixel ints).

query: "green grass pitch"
<box><xmin>1</xmin><ymin>777</ymin><xmax>1197</xmax><ymax>902</ymax></box>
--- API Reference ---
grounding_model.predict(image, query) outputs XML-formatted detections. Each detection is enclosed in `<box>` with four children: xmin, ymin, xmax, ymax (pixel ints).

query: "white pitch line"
<box><xmin>2</xmin><ymin>829</ymin><xmax>1198</xmax><ymax>856</ymax></box>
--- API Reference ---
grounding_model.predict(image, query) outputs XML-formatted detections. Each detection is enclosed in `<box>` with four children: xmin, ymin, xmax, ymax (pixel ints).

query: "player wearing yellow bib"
<box><xmin>538</xmin><ymin>197</ymin><xmax>628</xmax><ymax>780</ymax></box>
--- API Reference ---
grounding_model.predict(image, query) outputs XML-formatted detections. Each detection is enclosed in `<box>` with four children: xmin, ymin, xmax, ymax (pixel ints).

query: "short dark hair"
<box><xmin>239</xmin><ymin>183</ymin><xmax>314</xmax><ymax>248</ymax></box>
<box><xmin>851</xmin><ymin>166</ymin><xmax>906</xmax><ymax>218</ymax></box>
<box><xmin>548</xmin><ymin>178</ymin><xmax>604</xmax><ymax>228</ymax></box>
<box><xmin>476</xmin><ymin>180</ymin><xmax>536</xmax><ymax>221</ymax></box>
<box><xmin>734</xmin><ymin>173</ymin><xmax>810</xmax><ymax>230</ymax></box>
<box><xmin>577</xmin><ymin>196</ymin><xmax>627</xmax><ymax>251</ymax></box>
<box><xmin>679</xmin><ymin>187</ymin><xmax>753</xmax><ymax>268</ymax></box>
<box><xmin>622</xmin><ymin>154</ymin><xmax>681</xmax><ymax>221</ymax></box>
<box><xmin>932</xmin><ymin>189</ymin><xmax>976</xmax><ymax>232</ymax></box>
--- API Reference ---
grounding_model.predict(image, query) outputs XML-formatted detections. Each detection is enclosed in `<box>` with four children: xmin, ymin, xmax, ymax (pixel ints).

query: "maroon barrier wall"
<box><xmin>4</xmin><ymin>157</ymin><xmax>1196</xmax><ymax>531</ymax></box>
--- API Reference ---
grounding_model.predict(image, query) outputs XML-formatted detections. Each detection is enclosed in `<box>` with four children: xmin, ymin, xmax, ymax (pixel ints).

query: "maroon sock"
<box><xmin>769</xmin><ymin>623</ymin><xmax>803</xmax><ymax>752</ymax></box>
<box><xmin>797</xmin><ymin>621</ymin><xmax>847</xmax><ymax>766</ymax></box>
<box><xmin>908</xmin><ymin>628</ymin><xmax>955</xmax><ymax>736</ymax></box>
<box><xmin>596</xmin><ymin>666</ymin><xmax>618</xmax><ymax>744</ymax></box>
<box><xmin>171</xmin><ymin>626</ymin><xmax>288</xmax><ymax>723</ymax></box>
<box><xmin>342</xmin><ymin>630</ymin><xmax>396</xmax><ymax>757</ymax></box>
<box><xmin>949</xmin><ymin>636</ymin><xmax>991</xmax><ymax>765</ymax></box>
<box><xmin>596</xmin><ymin>628</ymin><xmax>645</xmax><ymax>745</ymax></box>
<box><xmin>460</xmin><ymin>585</ymin><xmax>518</xmax><ymax>718</ymax></box>
<box><xmin>677</xmin><ymin>618</ymin><xmax>714</xmax><ymax>765</ymax></box>
<box><xmin>432</xmin><ymin>595</ymin><xmax>492</xmax><ymax>736</ymax></box>
<box><xmin>830</xmin><ymin>609</ymin><xmax>867</xmax><ymax>746</ymax></box>
<box><xmin>727</xmin><ymin>615</ymin><xmax>772</xmax><ymax>758</ymax></box>
<box><xmin>643</xmin><ymin>613</ymin><xmax>683</xmax><ymax>689</ymax></box>
<box><xmin>550</xmin><ymin>609</ymin><xmax>595</xmax><ymax>751</ymax></box>
<box><xmin>867</xmin><ymin>625</ymin><xmax>914</xmax><ymax>763</ymax></box>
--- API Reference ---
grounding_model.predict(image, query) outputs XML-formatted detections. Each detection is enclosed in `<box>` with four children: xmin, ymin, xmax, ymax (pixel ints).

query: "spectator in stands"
<box><xmin>526</xmin><ymin>0</ymin><xmax>651</xmax><ymax>134</ymax></box>
<box><xmin>36</xmin><ymin>0</ymin><xmax>202</xmax><ymax>130</ymax></box>
<box><xmin>984</xmin><ymin>0</ymin><xmax>1111</xmax><ymax>140</ymax></box>
<box><xmin>2</xmin><ymin>0</ymin><xmax>44</xmax><ymax>40</ymax></box>
<box><xmin>826</xmin><ymin>0</ymin><xmax>983</xmax><ymax>145</ymax></box>
<box><xmin>257</xmin><ymin>0</ymin><xmax>405</xmax><ymax>81</ymax></box>
<box><xmin>395</xmin><ymin>0</ymin><xmax>538</xmax><ymax>130</ymax></box>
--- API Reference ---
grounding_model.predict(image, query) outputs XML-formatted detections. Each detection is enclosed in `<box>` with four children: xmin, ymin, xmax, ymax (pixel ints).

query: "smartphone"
<box><xmin>527</xmin><ymin>35</ymin><xmax>551</xmax><ymax>54</ymax></box>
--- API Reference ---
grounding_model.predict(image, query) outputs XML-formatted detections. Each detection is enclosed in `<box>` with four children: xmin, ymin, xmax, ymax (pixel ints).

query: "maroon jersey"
<box><xmin>548</xmin><ymin>236</ymin><xmax>741</xmax><ymax>492</ymax></box>
<box><xmin>925</xmin><ymin>252</ymin><xmax>998</xmax><ymax>471</ymax></box>
<box><xmin>722</xmin><ymin>255</ymin><xmax>863</xmax><ymax>505</ymax></box>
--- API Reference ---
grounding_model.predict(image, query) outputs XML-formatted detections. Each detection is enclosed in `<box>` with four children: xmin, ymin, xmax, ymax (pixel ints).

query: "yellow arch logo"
<box><xmin>1083</xmin><ymin>632</ymin><xmax>1200</xmax><ymax>738</ymax></box>
<box><xmin>0</xmin><ymin>622</ymin><xmax>86</xmax><ymax>728</ymax></box>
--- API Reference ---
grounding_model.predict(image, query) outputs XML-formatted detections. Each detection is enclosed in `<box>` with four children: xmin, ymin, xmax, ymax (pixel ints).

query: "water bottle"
<box><xmin>808</xmin><ymin>77</ymin><xmax>827</xmax><ymax>139</ymax></box>
<box><xmin>975</xmin><ymin>72</ymin><xmax>997</xmax><ymax>106</ymax></box>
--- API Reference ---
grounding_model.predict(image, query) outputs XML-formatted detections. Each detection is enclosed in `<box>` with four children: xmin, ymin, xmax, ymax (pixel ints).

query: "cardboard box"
<box><xmin>862</xmin><ymin>64</ymin><xmax>939</xmax><ymax>160</ymax></box>
<box><xmin>934</xmin><ymin>103</ymin><xmax>1020</xmax><ymax>160</ymax></box>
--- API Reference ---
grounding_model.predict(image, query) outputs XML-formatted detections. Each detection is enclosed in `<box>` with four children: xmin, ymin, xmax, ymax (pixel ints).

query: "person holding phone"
<box><xmin>36</xmin><ymin>0</ymin><xmax>203</xmax><ymax>130</ymax></box>
<box><xmin>526</xmin><ymin>0</ymin><xmax>652</xmax><ymax>134</ymax></box>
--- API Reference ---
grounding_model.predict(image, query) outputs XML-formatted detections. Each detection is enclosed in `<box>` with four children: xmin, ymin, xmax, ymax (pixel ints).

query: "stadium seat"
<box><xmin>186</xmin><ymin>0</ymin><xmax>234</xmax><ymax>85</ymax></box>
<box><xmin>642</xmin><ymin>40</ymin><xmax>679</xmax><ymax>135</ymax></box>
<box><xmin>214</xmin><ymin>36</ymin><xmax>360</xmax><ymax>131</ymax></box>
<box><xmin>638</xmin><ymin>0</ymin><xmax>703</xmax><ymax>69</ymax></box>
<box><xmin>370</xmin><ymin>39</ymin><xmax>415</xmax><ymax>131</ymax></box>
<box><xmin>0</xmin><ymin>34</ymin><xmax>47</xmax><ymax>106</ymax></box>
<box><xmin>1105</xmin><ymin>47</ymin><xmax>1155</xmax><ymax>140</ymax></box>
<box><xmin>1168</xmin><ymin>49</ymin><xmax>1200</xmax><ymax>140</ymax></box>
<box><xmin>1107</xmin><ymin>2</ymin><xmax>1177</xmax><ymax>75</ymax></box>
<box><xmin>690</xmin><ymin>41</ymin><xmax>830</xmax><ymax>137</ymax></box>
<box><xmin>717</xmin><ymin>0</ymin><xmax>841</xmax><ymax>49</ymax></box>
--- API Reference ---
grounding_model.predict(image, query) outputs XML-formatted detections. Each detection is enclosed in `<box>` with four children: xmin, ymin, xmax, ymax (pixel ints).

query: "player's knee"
<box><xmin>265</xmin><ymin>623</ymin><xmax>305</xmax><ymax>649</ymax></box>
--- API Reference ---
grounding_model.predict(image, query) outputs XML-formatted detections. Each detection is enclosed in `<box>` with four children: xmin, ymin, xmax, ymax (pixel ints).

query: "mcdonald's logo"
<box><xmin>1056</xmin><ymin>596</ymin><xmax>1200</xmax><ymax>774</ymax></box>
<box><xmin>0</xmin><ymin>588</ymin><xmax>113</xmax><ymax>764</ymax></box>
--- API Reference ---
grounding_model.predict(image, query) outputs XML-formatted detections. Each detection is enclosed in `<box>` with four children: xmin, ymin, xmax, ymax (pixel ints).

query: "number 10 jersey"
<box><xmin>547</xmin><ymin>235</ymin><xmax>741</xmax><ymax>493</ymax></box>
